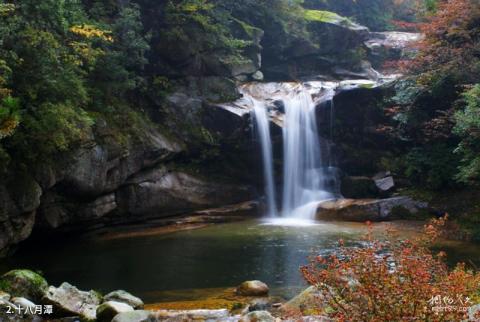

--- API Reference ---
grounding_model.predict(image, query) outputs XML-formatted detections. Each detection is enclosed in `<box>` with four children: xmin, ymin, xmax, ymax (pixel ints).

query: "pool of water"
<box><xmin>1</xmin><ymin>219</ymin><xmax>479</xmax><ymax>303</ymax></box>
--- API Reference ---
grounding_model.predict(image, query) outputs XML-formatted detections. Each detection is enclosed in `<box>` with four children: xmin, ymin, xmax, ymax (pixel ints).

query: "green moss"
<box><xmin>304</xmin><ymin>9</ymin><xmax>356</xmax><ymax>28</ymax></box>
<box><xmin>359</xmin><ymin>83</ymin><xmax>375</xmax><ymax>89</ymax></box>
<box><xmin>304</xmin><ymin>9</ymin><xmax>341</xmax><ymax>23</ymax></box>
<box><xmin>0</xmin><ymin>269</ymin><xmax>48</xmax><ymax>301</ymax></box>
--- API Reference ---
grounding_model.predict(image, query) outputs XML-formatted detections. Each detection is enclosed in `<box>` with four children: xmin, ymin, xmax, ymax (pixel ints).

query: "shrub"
<box><xmin>301</xmin><ymin>217</ymin><xmax>480</xmax><ymax>321</ymax></box>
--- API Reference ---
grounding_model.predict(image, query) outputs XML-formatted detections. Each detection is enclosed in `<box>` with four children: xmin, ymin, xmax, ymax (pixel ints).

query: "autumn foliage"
<box><xmin>301</xmin><ymin>217</ymin><xmax>480</xmax><ymax>321</ymax></box>
<box><xmin>405</xmin><ymin>0</ymin><xmax>480</xmax><ymax>85</ymax></box>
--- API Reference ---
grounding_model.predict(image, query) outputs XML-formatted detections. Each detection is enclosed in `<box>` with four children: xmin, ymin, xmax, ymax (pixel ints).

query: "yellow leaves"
<box><xmin>68</xmin><ymin>25</ymin><xmax>112</xmax><ymax>67</ymax></box>
<box><xmin>0</xmin><ymin>116</ymin><xmax>19</xmax><ymax>139</ymax></box>
<box><xmin>69</xmin><ymin>24</ymin><xmax>113</xmax><ymax>42</ymax></box>
<box><xmin>68</xmin><ymin>41</ymin><xmax>105</xmax><ymax>67</ymax></box>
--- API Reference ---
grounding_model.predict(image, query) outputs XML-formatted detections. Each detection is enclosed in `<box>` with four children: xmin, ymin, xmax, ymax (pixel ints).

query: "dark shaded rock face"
<box><xmin>0</xmin><ymin>90</ymin><xmax>257</xmax><ymax>254</ymax></box>
<box><xmin>319</xmin><ymin>84</ymin><xmax>398</xmax><ymax>177</ymax></box>
<box><xmin>262</xmin><ymin>16</ymin><xmax>370</xmax><ymax>81</ymax></box>
<box><xmin>116</xmin><ymin>167</ymin><xmax>253</xmax><ymax>217</ymax></box>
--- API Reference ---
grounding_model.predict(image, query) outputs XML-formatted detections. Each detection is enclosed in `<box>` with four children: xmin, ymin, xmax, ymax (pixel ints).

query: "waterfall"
<box><xmin>249</xmin><ymin>97</ymin><xmax>278</xmax><ymax>217</ymax></box>
<box><xmin>240</xmin><ymin>82</ymin><xmax>338</xmax><ymax>220</ymax></box>
<box><xmin>281</xmin><ymin>84</ymin><xmax>335</xmax><ymax>219</ymax></box>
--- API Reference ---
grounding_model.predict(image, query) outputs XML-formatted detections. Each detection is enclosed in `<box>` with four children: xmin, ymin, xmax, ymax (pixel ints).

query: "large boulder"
<box><xmin>42</xmin><ymin>282</ymin><xmax>102</xmax><ymax>321</ymax></box>
<box><xmin>236</xmin><ymin>281</ymin><xmax>269</xmax><ymax>297</ymax></box>
<box><xmin>103</xmin><ymin>290</ymin><xmax>144</xmax><ymax>310</ymax></box>
<box><xmin>62</xmin><ymin>123</ymin><xmax>182</xmax><ymax>197</ymax></box>
<box><xmin>0</xmin><ymin>270</ymin><xmax>48</xmax><ymax>302</ymax></box>
<box><xmin>316</xmin><ymin>197</ymin><xmax>428</xmax><ymax>222</ymax></box>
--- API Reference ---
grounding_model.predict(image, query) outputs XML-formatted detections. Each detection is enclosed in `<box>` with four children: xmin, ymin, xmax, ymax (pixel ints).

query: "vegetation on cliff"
<box><xmin>0</xmin><ymin>0</ymin><xmax>149</xmax><ymax>174</ymax></box>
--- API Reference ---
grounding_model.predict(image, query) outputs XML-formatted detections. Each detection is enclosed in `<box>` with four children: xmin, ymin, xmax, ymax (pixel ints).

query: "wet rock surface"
<box><xmin>236</xmin><ymin>281</ymin><xmax>270</xmax><ymax>297</ymax></box>
<box><xmin>42</xmin><ymin>282</ymin><xmax>102</xmax><ymax>321</ymax></box>
<box><xmin>317</xmin><ymin>197</ymin><xmax>428</xmax><ymax>222</ymax></box>
<box><xmin>103</xmin><ymin>290</ymin><xmax>144</xmax><ymax>310</ymax></box>
<box><xmin>96</xmin><ymin>301</ymin><xmax>134</xmax><ymax>322</ymax></box>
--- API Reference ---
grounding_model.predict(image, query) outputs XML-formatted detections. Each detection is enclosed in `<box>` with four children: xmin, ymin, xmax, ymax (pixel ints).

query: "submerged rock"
<box><xmin>0</xmin><ymin>270</ymin><xmax>48</xmax><ymax>302</ymax></box>
<box><xmin>42</xmin><ymin>282</ymin><xmax>102</xmax><ymax>321</ymax></box>
<box><xmin>104</xmin><ymin>290</ymin><xmax>144</xmax><ymax>309</ymax></box>
<box><xmin>239</xmin><ymin>310</ymin><xmax>275</xmax><ymax>322</ymax></box>
<box><xmin>236</xmin><ymin>281</ymin><xmax>269</xmax><ymax>297</ymax></box>
<box><xmin>96</xmin><ymin>301</ymin><xmax>134</xmax><ymax>322</ymax></box>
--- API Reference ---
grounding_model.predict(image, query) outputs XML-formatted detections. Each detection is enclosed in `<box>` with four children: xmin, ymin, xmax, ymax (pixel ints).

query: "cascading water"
<box><xmin>249</xmin><ymin>96</ymin><xmax>278</xmax><ymax>217</ymax></box>
<box><xmin>281</xmin><ymin>85</ymin><xmax>335</xmax><ymax>219</ymax></box>
<box><xmin>241</xmin><ymin>82</ymin><xmax>340</xmax><ymax>221</ymax></box>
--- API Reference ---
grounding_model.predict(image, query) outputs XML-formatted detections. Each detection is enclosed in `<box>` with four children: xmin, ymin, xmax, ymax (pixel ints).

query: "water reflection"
<box><xmin>0</xmin><ymin>219</ymin><xmax>478</xmax><ymax>303</ymax></box>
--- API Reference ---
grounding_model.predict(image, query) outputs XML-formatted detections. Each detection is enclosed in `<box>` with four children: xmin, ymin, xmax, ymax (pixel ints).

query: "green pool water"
<box><xmin>1</xmin><ymin>218</ymin><xmax>479</xmax><ymax>303</ymax></box>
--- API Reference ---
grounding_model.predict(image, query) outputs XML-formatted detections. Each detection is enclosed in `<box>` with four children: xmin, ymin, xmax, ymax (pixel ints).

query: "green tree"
<box><xmin>89</xmin><ymin>3</ymin><xmax>150</xmax><ymax>106</ymax></box>
<box><xmin>454</xmin><ymin>85</ymin><xmax>480</xmax><ymax>183</ymax></box>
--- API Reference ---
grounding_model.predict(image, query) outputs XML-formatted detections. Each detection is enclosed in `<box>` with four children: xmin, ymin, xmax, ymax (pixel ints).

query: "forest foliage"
<box><xmin>388</xmin><ymin>0</ymin><xmax>480</xmax><ymax>188</ymax></box>
<box><xmin>0</xmin><ymin>0</ymin><xmax>149</xmax><ymax>173</ymax></box>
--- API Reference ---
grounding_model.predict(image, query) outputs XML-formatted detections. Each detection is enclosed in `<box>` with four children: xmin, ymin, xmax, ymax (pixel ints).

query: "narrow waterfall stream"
<box><xmin>243</xmin><ymin>82</ymin><xmax>340</xmax><ymax>220</ymax></box>
<box><xmin>249</xmin><ymin>97</ymin><xmax>278</xmax><ymax>217</ymax></box>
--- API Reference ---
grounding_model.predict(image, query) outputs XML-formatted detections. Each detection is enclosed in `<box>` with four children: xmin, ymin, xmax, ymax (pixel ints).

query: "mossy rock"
<box><xmin>0</xmin><ymin>270</ymin><xmax>48</xmax><ymax>302</ymax></box>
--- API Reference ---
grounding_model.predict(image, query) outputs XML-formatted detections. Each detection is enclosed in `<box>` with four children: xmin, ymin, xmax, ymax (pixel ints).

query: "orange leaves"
<box><xmin>300</xmin><ymin>216</ymin><xmax>480</xmax><ymax>321</ymax></box>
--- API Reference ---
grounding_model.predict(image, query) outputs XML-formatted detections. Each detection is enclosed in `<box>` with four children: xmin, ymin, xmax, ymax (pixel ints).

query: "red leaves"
<box><xmin>300</xmin><ymin>216</ymin><xmax>480</xmax><ymax>321</ymax></box>
<box><xmin>405</xmin><ymin>0</ymin><xmax>480</xmax><ymax>83</ymax></box>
